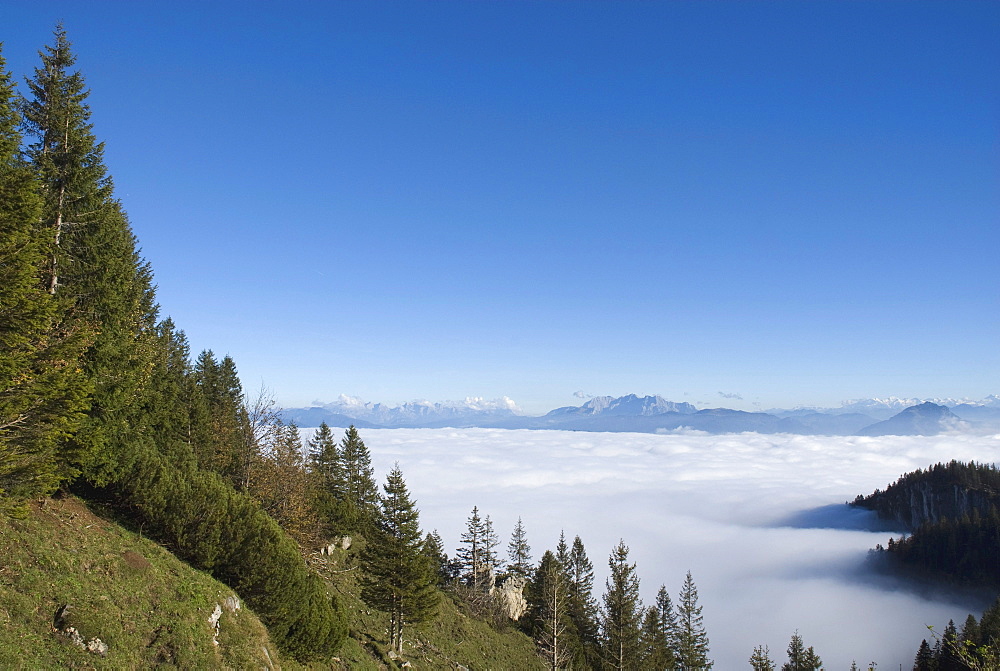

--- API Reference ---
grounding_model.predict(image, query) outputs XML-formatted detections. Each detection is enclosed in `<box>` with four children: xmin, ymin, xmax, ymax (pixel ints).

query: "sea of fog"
<box><xmin>302</xmin><ymin>427</ymin><xmax>1000</xmax><ymax>667</ymax></box>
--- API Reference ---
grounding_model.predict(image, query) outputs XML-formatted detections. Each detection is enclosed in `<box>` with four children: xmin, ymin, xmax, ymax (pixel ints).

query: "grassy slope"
<box><xmin>0</xmin><ymin>496</ymin><xmax>279</xmax><ymax>669</ymax></box>
<box><xmin>311</xmin><ymin>536</ymin><xmax>546</xmax><ymax>670</ymax></box>
<box><xmin>0</xmin><ymin>497</ymin><xmax>544</xmax><ymax>670</ymax></box>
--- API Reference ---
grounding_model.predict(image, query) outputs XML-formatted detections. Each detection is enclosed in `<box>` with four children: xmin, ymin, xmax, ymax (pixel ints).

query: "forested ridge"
<box><xmin>854</xmin><ymin>461</ymin><xmax>1000</xmax><ymax>668</ymax></box>
<box><xmin>4</xmin><ymin>27</ymin><xmax>998</xmax><ymax>670</ymax></box>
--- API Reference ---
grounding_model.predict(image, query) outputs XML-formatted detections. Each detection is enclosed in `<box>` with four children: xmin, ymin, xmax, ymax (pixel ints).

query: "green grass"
<box><xmin>0</xmin><ymin>496</ymin><xmax>279</xmax><ymax>669</ymax></box>
<box><xmin>0</xmin><ymin>497</ymin><xmax>546</xmax><ymax>669</ymax></box>
<box><xmin>309</xmin><ymin>537</ymin><xmax>546</xmax><ymax>670</ymax></box>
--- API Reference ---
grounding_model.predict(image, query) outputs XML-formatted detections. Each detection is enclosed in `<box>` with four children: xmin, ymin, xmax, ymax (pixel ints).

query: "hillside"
<box><xmin>301</xmin><ymin>535</ymin><xmax>545</xmax><ymax>670</ymax></box>
<box><xmin>0</xmin><ymin>495</ymin><xmax>544</xmax><ymax>669</ymax></box>
<box><xmin>0</xmin><ymin>496</ymin><xmax>279</xmax><ymax>669</ymax></box>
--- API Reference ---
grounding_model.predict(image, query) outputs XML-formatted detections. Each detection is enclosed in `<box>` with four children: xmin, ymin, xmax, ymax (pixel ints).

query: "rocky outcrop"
<box><xmin>490</xmin><ymin>575</ymin><xmax>528</xmax><ymax>621</ymax></box>
<box><xmin>53</xmin><ymin>604</ymin><xmax>108</xmax><ymax>657</ymax></box>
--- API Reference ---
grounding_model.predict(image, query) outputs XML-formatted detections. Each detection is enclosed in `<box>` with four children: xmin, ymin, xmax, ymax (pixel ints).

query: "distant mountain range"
<box><xmin>281</xmin><ymin>394</ymin><xmax>1000</xmax><ymax>437</ymax></box>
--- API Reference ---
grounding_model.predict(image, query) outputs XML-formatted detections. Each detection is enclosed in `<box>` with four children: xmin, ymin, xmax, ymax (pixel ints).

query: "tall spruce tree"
<box><xmin>508</xmin><ymin>516</ymin><xmax>533</xmax><ymax>579</ymax></box>
<box><xmin>339</xmin><ymin>425</ymin><xmax>378</xmax><ymax>528</ymax></box>
<box><xmin>360</xmin><ymin>465</ymin><xmax>439</xmax><ymax>654</ymax></box>
<box><xmin>781</xmin><ymin>631</ymin><xmax>821</xmax><ymax>671</ymax></box>
<box><xmin>422</xmin><ymin>530</ymin><xmax>453</xmax><ymax>586</ymax></box>
<box><xmin>21</xmin><ymin>25</ymin><xmax>158</xmax><ymax>485</ymax></box>
<box><xmin>567</xmin><ymin>535</ymin><xmax>601</xmax><ymax>667</ymax></box>
<box><xmin>526</xmin><ymin>550</ymin><xmax>576</xmax><ymax>670</ymax></box>
<box><xmin>0</xmin><ymin>43</ymin><xmax>90</xmax><ymax>511</ymax></box>
<box><xmin>676</xmin><ymin>571</ymin><xmax>712</xmax><ymax>669</ymax></box>
<box><xmin>457</xmin><ymin>505</ymin><xmax>489</xmax><ymax>590</ymax></box>
<box><xmin>639</xmin><ymin>605</ymin><xmax>673</xmax><ymax>670</ymax></box>
<box><xmin>308</xmin><ymin>421</ymin><xmax>342</xmax><ymax>495</ymax></box>
<box><xmin>600</xmin><ymin>540</ymin><xmax>642</xmax><ymax>670</ymax></box>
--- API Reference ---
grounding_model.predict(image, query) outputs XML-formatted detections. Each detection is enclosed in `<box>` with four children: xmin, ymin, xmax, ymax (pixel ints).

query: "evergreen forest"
<box><xmin>2</xmin><ymin>27</ymin><xmax>999</xmax><ymax>670</ymax></box>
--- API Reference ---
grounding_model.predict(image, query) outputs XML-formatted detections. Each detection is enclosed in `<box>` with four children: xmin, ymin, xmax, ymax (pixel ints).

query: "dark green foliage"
<box><xmin>912</xmin><ymin>639</ymin><xmax>934</xmax><ymax>670</ymax></box>
<box><xmin>600</xmin><ymin>540</ymin><xmax>642</xmax><ymax>670</ymax></box>
<box><xmin>567</xmin><ymin>534</ymin><xmax>601</xmax><ymax>668</ymax></box>
<box><xmin>639</xmin><ymin>585</ymin><xmax>678</xmax><ymax>669</ymax></box>
<box><xmin>0</xmin><ymin>43</ymin><xmax>90</xmax><ymax>513</ymax></box>
<box><xmin>360</xmin><ymin>465</ymin><xmax>439</xmax><ymax>654</ymax></box>
<box><xmin>781</xmin><ymin>631</ymin><xmax>821</xmax><ymax>671</ymax></box>
<box><xmin>639</xmin><ymin>605</ymin><xmax>672</xmax><ymax>670</ymax></box>
<box><xmin>127</xmin><ymin>450</ymin><xmax>347</xmax><ymax>660</ymax></box>
<box><xmin>858</xmin><ymin>461</ymin><xmax>1000</xmax><ymax>587</ymax></box>
<box><xmin>524</xmin><ymin>550</ymin><xmax>577</xmax><ymax>669</ymax></box>
<box><xmin>21</xmin><ymin>26</ymin><xmax>158</xmax><ymax>486</ymax></box>
<box><xmin>308</xmin><ymin>421</ymin><xmax>342</xmax><ymax>494</ymax></box>
<box><xmin>508</xmin><ymin>516</ymin><xmax>532</xmax><ymax>579</ymax></box>
<box><xmin>937</xmin><ymin>620</ymin><xmax>963</xmax><ymax>671</ymax></box>
<box><xmin>193</xmin><ymin>350</ymin><xmax>250</xmax><ymax>484</ymax></box>
<box><xmin>676</xmin><ymin>571</ymin><xmax>712</xmax><ymax>669</ymax></box>
<box><xmin>423</xmin><ymin>530</ymin><xmax>453</xmax><ymax>586</ymax></box>
<box><xmin>338</xmin><ymin>425</ymin><xmax>378</xmax><ymax>530</ymax></box>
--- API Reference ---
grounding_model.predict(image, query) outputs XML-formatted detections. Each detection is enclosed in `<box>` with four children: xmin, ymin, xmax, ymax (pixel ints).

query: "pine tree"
<box><xmin>360</xmin><ymin>465</ymin><xmax>439</xmax><ymax>654</ymax></box>
<box><xmin>339</xmin><ymin>425</ymin><xmax>378</xmax><ymax>527</ymax></box>
<box><xmin>308</xmin><ymin>421</ymin><xmax>342</xmax><ymax>495</ymax></box>
<box><xmin>750</xmin><ymin>644</ymin><xmax>776</xmax><ymax>670</ymax></box>
<box><xmin>483</xmin><ymin>513</ymin><xmax>502</xmax><ymax>578</ymax></box>
<box><xmin>912</xmin><ymin>639</ymin><xmax>934</xmax><ymax>671</ymax></box>
<box><xmin>676</xmin><ymin>571</ymin><xmax>712</xmax><ymax>669</ymax></box>
<box><xmin>527</xmin><ymin>550</ymin><xmax>576</xmax><ymax>670</ymax></box>
<box><xmin>600</xmin><ymin>540</ymin><xmax>642</xmax><ymax>670</ymax></box>
<box><xmin>456</xmin><ymin>505</ymin><xmax>489</xmax><ymax>590</ymax></box>
<box><xmin>422</xmin><ymin>530</ymin><xmax>453</xmax><ymax>586</ymax></box>
<box><xmin>567</xmin><ymin>535</ymin><xmax>601</xmax><ymax>667</ymax></box>
<box><xmin>639</xmin><ymin>605</ymin><xmax>673</xmax><ymax>669</ymax></box>
<box><xmin>22</xmin><ymin>25</ymin><xmax>158</xmax><ymax>486</ymax></box>
<box><xmin>937</xmin><ymin>620</ymin><xmax>964</xmax><ymax>671</ymax></box>
<box><xmin>0</xmin><ymin>43</ymin><xmax>90</xmax><ymax>512</ymax></box>
<box><xmin>556</xmin><ymin>530</ymin><xmax>571</xmax><ymax>567</ymax></box>
<box><xmin>508</xmin><ymin>516</ymin><xmax>533</xmax><ymax>579</ymax></box>
<box><xmin>781</xmin><ymin>631</ymin><xmax>821</xmax><ymax>671</ymax></box>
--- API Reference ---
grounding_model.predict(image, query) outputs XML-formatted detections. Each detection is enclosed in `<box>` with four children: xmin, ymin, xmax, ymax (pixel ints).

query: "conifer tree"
<box><xmin>141</xmin><ymin>319</ymin><xmax>199</xmax><ymax>469</ymax></box>
<box><xmin>527</xmin><ymin>550</ymin><xmax>576</xmax><ymax>670</ymax></box>
<box><xmin>556</xmin><ymin>530</ymin><xmax>571</xmax><ymax>567</ymax></box>
<box><xmin>422</xmin><ymin>530</ymin><xmax>453</xmax><ymax>586</ymax></box>
<box><xmin>600</xmin><ymin>540</ymin><xmax>642</xmax><ymax>670</ymax></box>
<box><xmin>912</xmin><ymin>640</ymin><xmax>934</xmax><ymax>671</ymax></box>
<box><xmin>676</xmin><ymin>571</ymin><xmax>712</xmax><ymax>669</ymax></box>
<box><xmin>193</xmin><ymin>350</ymin><xmax>245</xmax><ymax>479</ymax></box>
<box><xmin>567</xmin><ymin>535</ymin><xmax>601</xmax><ymax>668</ymax></box>
<box><xmin>308</xmin><ymin>421</ymin><xmax>342</xmax><ymax>495</ymax></box>
<box><xmin>639</xmin><ymin>605</ymin><xmax>673</xmax><ymax>669</ymax></box>
<box><xmin>21</xmin><ymin>25</ymin><xmax>158</xmax><ymax>485</ymax></box>
<box><xmin>339</xmin><ymin>425</ymin><xmax>378</xmax><ymax>527</ymax></box>
<box><xmin>508</xmin><ymin>516</ymin><xmax>533</xmax><ymax>579</ymax></box>
<box><xmin>457</xmin><ymin>505</ymin><xmax>489</xmax><ymax>590</ymax></box>
<box><xmin>750</xmin><ymin>644</ymin><xmax>776</xmax><ymax>670</ymax></box>
<box><xmin>781</xmin><ymin>631</ymin><xmax>821</xmax><ymax>671</ymax></box>
<box><xmin>483</xmin><ymin>513</ymin><xmax>503</xmax><ymax>577</ymax></box>
<box><xmin>360</xmin><ymin>465</ymin><xmax>439</xmax><ymax>654</ymax></box>
<box><xmin>0</xmin><ymin>43</ymin><xmax>90</xmax><ymax>511</ymax></box>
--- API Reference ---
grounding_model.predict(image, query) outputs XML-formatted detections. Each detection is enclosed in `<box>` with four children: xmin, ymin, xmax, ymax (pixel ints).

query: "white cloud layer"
<box><xmin>315</xmin><ymin>427</ymin><xmax>1000</xmax><ymax>667</ymax></box>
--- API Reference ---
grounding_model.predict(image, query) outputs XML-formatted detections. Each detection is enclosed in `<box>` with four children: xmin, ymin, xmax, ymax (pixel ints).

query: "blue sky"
<box><xmin>4</xmin><ymin>1</ymin><xmax>998</xmax><ymax>414</ymax></box>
